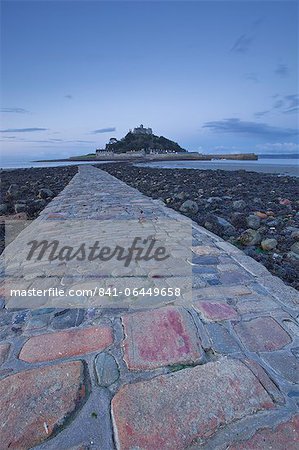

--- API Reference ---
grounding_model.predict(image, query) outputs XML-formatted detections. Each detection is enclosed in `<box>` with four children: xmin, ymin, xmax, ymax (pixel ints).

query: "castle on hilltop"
<box><xmin>95</xmin><ymin>124</ymin><xmax>186</xmax><ymax>157</ymax></box>
<box><xmin>130</xmin><ymin>124</ymin><xmax>153</xmax><ymax>135</ymax></box>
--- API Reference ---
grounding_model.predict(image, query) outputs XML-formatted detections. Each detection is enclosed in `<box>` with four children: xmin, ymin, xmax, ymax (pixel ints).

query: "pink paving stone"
<box><xmin>230</xmin><ymin>415</ymin><xmax>299</xmax><ymax>450</ymax></box>
<box><xmin>0</xmin><ymin>343</ymin><xmax>10</xmax><ymax>365</ymax></box>
<box><xmin>193</xmin><ymin>300</ymin><xmax>238</xmax><ymax>321</ymax></box>
<box><xmin>19</xmin><ymin>325</ymin><xmax>113</xmax><ymax>363</ymax></box>
<box><xmin>112</xmin><ymin>359</ymin><xmax>274</xmax><ymax>450</ymax></box>
<box><xmin>234</xmin><ymin>317</ymin><xmax>291</xmax><ymax>352</ymax></box>
<box><xmin>122</xmin><ymin>306</ymin><xmax>203</xmax><ymax>370</ymax></box>
<box><xmin>0</xmin><ymin>361</ymin><xmax>87</xmax><ymax>449</ymax></box>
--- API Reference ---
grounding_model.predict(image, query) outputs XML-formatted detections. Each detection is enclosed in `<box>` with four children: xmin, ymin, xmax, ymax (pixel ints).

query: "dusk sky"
<box><xmin>1</xmin><ymin>0</ymin><xmax>298</xmax><ymax>161</ymax></box>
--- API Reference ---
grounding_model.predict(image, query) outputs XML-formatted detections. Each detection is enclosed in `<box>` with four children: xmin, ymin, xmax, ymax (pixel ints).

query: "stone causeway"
<box><xmin>0</xmin><ymin>165</ymin><xmax>298</xmax><ymax>449</ymax></box>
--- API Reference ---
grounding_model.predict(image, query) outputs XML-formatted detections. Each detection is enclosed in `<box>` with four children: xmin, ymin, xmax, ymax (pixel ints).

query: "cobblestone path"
<box><xmin>0</xmin><ymin>165</ymin><xmax>298</xmax><ymax>449</ymax></box>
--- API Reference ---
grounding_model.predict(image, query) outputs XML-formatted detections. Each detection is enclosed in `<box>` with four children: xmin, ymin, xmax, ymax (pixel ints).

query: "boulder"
<box><xmin>291</xmin><ymin>230</ymin><xmax>299</xmax><ymax>240</ymax></box>
<box><xmin>239</xmin><ymin>229</ymin><xmax>262</xmax><ymax>246</ymax></box>
<box><xmin>247</xmin><ymin>215</ymin><xmax>261</xmax><ymax>230</ymax></box>
<box><xmin>261</xmin><ymin>238</ymin><xmax>278</xmax><ymax>251</ymax></box>
<box><xmin>14</xmin><ymin>203</ymin><xmax>27</xmax><ymax>213</ymax></box>
<box><xmin>206</xmin><ymin>196</ymin><xmax>222</xmax><ymax>204</ymax></box>
<box><xmin>233</xmin><ymin>200</ymin><xmax>246</xmax><ymax>210</ymax></box>
<box><xmin>230</xmin><ymin>212</ymin><xmax>247</xmax><ymax>228</ymax></box>
<box><xmin>0</xmin><ymin>204</ymin><xmax>8</xmax><ymax>214</ymax></box>
<box><xmin>174</xmin><ymin>192</ymin><xmax>187</xmax><ymax>201</ymax></box>
<box><xmin>255</xmin><ymin>211</ymin><xmax>268</xmax><ymax>219</ymax></box>
<box><xmin>7</xmin><ymin>184</ymin><xmax>18</xmax><ymax>197</ymax></box>
<box><xmin>290</xmin><ymin>242</ymin><xmax>299</xmax><ymax>255</ymax></box>
<box><xmin>204</xmin><ymin>214</ymin><xmax>236</xmax><ymax>237</ymax></box>
<box><xmin>179</xmin><ymin>200</ymin><xmax>199</xmax><ymax>215</ymax></box>
<box><xmin>38</xmin><ymin>188</ymin><xmax>54</xmax><ymax>199</ymax></box>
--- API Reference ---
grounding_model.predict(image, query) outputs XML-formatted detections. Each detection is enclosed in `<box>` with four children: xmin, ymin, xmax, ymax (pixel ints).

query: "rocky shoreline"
<box><xmin>0</xmin><ymin>166</ymin><xmax>78</xmax><ymax>253</ymax></box>
<box><xmin>0</xmin><ymin>163</ymin><xmax>298</xmax><ymax>290</ymax></box>
<box><xmin>97</xmin><ymin>162</ymin><xmax>299</xmax><ymax>290</ymax></box>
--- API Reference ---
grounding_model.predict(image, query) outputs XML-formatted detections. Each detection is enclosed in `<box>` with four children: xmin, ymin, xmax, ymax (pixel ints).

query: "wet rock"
<box><xmin>179</xmin><ymin>200</ymin><xmax>198</xmax><ymax>215</ymax></box>
<box><xmin>38</xmin><ymin>188</ymin><xmax>54</xmax><ymax>199</ymax></box>
<box><xmin>205</xmin><ymin>215</ymin><xmax>236</xmax><ymax>237</ymax></box>
<box><xmin>233</xmin><ymin>200</ymin><xmax>246</xmax><ymax>210</ymax></box>
<box><xmin>14</xmin><ymin>203</ymin><xmax>27</xmax><ymax>213</ymax></box>
<box><xmin>230</xmin><ymin>212</ymin><xmax>247</xmax><ymax>228</ymax></box>
<box><xmin>247</xmin><ymin>215</ymin><xmax>261</xmax><ymax>230</ymax></box>
<box><xmin>291</xmin><ymin>242</ymin><xmax>299</xmax><ymax>255</ymax></box>
<box><xmin>173</xmin><ymin>191</ymin><xmax>187</xmax><ymax>201</ymax></box>
<box><xmin>291</xmin><ymin>229</ymin><xmax>299</xmax><ymax>240</ymax></box>
<box><xmin>239</xmin><ymin>229</ymin><xmax>262</xmax><ymax>246</ymax></box>
<box><xmin>206</xmin><ymin>196</ymin><xmax>222</xmax><ymax>204</ymax></box>
<box><xmin>7</xmin><ymin>184</ymin><xmax>18</xmax><ymax>198</ymax></box>
<box><xmin>255</xmin><ymin>211</ymin><xmax>268</xmax><ymax>219</ymax></box>
<box><xmin>288</xmin><ymin>251</ymin><xmax>299</xmax><ymax>261</ymax></box>
<box><xmin>261</xmin><ymin>238</ymin><xmax>278</xmax><ymax>251</ymax></box>
<box><xmin>279</xmin><ymin>198</ymin><xmax>291</xmax><ymax>205</ymax></box>
<box><xmin>0</xmin><ymin>204</ymin><xmax>8</xmax><ymax>214</ymax></box>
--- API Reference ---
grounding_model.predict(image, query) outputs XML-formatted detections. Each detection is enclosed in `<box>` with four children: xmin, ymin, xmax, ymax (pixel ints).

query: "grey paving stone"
<box><xmin>31</xmin><ymin>308</ymin><xmax>55</xmax><ymax>316</ymax></box>
<box><xmin>206</xmin><ymin>323</ymin><xmax>241</xmax><ymax>354</ymax></box>
<box><xmin>51</xmin><ymin>309</ymin><xmax>85</xmax><ymax>329</ymax></box>
<box><xmin>262</xmin><ymin>351</ymin><xmax>299</xmax><ymax>384</ymax></box>
<box><xmin>95</xmin><ymin>352</ymin><xmax>119</xmax><ymax>387</ymax></box>
<box><xmin>192</xmin><ymin>256</ymin><xmax>219</xmax><ymax>265</ymax></box>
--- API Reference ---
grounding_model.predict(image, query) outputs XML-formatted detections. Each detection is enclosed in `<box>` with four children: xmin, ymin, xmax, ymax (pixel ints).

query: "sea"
<box><xmin>0</xmin><ymin>154</ymin><xmax>298</xmax><ymax>177</ymax></box>
<box><xmin>137</xmin><ymin>154</ymin><xmax>299</xmax><ymax>177</ymax></box>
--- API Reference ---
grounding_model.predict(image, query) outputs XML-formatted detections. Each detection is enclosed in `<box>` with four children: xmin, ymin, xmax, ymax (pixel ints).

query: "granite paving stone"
<box><xmin>193</xmin><ymin>300</ymin><xmax>238</xmax><ymax>321</ymax></box>
<box><xmin>234</xmin><ymin>317</ymin><xmax>292</xmax><ymax>352</ymax></box>
<box><xmin>0</xmin><ymin>361</ymin><xmax>87</xmax><ymax>449</ymax></box>
<box><xmin>19</xmin><ymin>325</ymin><xmax>113</xmax><ymax>362</ymax></box>
<box><xmin>122</xmin><ymin>306</ymin><xmax>203</xmax><ymax>370</ymax></box>
<box><xmin>205</xmin><ymin>323</ymin><xmax>241</xmax><ymax>354</ymax></box>
<box><xmin>230</xmin><ymin>415</ymin><xmax>299</xmax><ymax>450</ymax></box>
<box><xmin>261</xmin><ymin>351</ymin><xmax>299</xmax><ymax>384</ymax></box>
<box><xmin>112</xmin><ymin>359</ymin><xmax>274</xmax><ymax>450</ymax></box>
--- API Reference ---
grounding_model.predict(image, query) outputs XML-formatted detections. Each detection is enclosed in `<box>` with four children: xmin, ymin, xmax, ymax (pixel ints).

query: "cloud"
<box><xmin>231</xmin><ymin>17</ymin><xmax>264</xmax><ymax>54</ymax></box>
<box><xmin>268</xmin><ymin>94</ymin><xmax>298</xmax><ymax>114</ymax></box>
<box><xmin>275</xmin><ymin>63</ymin><xmax>289</xmax><ymax>78</ymax></box>
<box><xmin>1</xmin><ymin>107</ymin><xmax>30</xmax><ymax>114</ymax></box>
<box><xmin>64</xmin><ymin>94</ymin><xmax>73</xmax><ymax>99</ymax></box>
<box><xmin>244</xmin><ymin>73</ymin><xmax>259</xmax><ymax>83</ymax></box>
<box><xmin>231</xmin><ymin>34</ymin><xmax>253</xmax><ymax>53</ymax></box>
<box><xmin>203</xmin><ymin>118</ymin><xmax>298</xmax><ymax>140</ymax></box>
<box><xmin>273</xmin><ymin>99</ymin><xmax>284</xmax><ymax>109</ymax></box>
<box><xmin>91</xmin><ymin>127</ymin><xmax>116</xmax><ymax>134</ymax></box>
<box><xmin>0</xmin><ymin>128</ymin><xmax>47</xmax><ymax>133</ymax></box>
<box><xmin>252</xmin><ymin>16</ymin><xmax>265</xmax><ymax>30</ymax></box>
<box><xmin>283</xmin><ymin>94</ymin><xmax>299</xmax><ymax>114</ymax></box>
<box><xmin>254</xmin><ymin>110</ymin><xmax>270</xmax><ymax>118</ymax></box>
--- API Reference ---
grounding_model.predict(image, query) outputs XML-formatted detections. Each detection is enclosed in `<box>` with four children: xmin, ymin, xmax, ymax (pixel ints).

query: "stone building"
<box><xmin>131</xmin><ymin>124</ymin><xmax>153</xmax><ymax>135</ymax></box>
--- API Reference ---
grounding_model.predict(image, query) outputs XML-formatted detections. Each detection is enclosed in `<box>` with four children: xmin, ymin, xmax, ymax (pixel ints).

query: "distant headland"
<box><xmin>35</xmin><ymin>124</ymin><xmax>258</xmax><ymax>162</ymax></box>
